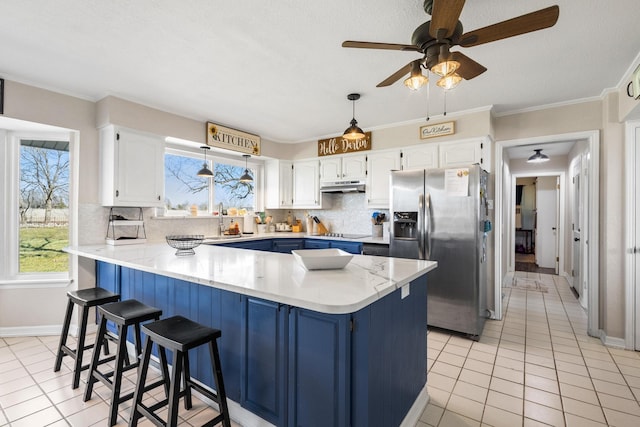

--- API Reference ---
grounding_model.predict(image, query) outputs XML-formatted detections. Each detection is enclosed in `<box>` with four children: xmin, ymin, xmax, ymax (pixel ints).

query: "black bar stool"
<box><xmin>54</xmin><ymin>288</ymin><xmax>121</xmax><ymax>389</ymax></box>
<box><xmin>129</xmin><ymin>315</ymin><xmax>231</xmax><ymax>427</ymax></box>
<box><xmin>84</xmin><ymin>299</ymin><xmax>164</xmax><ymax>426</ymax></box>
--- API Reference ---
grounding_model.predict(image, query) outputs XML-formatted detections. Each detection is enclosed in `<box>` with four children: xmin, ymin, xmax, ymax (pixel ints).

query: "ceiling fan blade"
<box><xmin>342</xmin><ymin>41</ymin><xmax>419</xmax><ymax>52</ymax></box>
<box><xmin>451</xmin><ymin>52</ymin><xmax>487</xmax><ymax>80</ymax></box>
<box><xmin>377</xmin><ymin>62</ymin><xmax>414</xmax><ymax>87</ymax></box>
<box><xmin>429</xmin><ymin>0</ymin><xmax>466</xmax><ymax>39</ymax></box>
<box><xmin>460</xmin><ymin>5</ymin><xmax>559</xmax><ymax>47</ymax></box>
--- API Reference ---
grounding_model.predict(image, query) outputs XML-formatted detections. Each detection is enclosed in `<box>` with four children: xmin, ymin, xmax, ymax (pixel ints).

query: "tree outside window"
<box><xmin>165</xmin><ymin>152</ymin><xmax>254</xmax><ymax>214</ymax></box>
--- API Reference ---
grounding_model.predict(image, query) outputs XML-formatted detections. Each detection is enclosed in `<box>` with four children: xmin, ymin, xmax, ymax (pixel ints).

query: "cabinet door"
<box><xmin>279</xmin><ymin>161</ymin><xmax>293</xmax><ymax>208</ymax></box>
<box><xmin>341</xmin><ymin>154</ymin><xmax>367</xmax><ymax>180</ymax></box>
<box><xmin>100</xmin><ymin>126</ymin><xmax>164</xmax><ymax>207</ymax></box>
<box><xmin>319</xmin><ymin>157</ymin><xmax>341</xmax><ymax>182</ymax></box>
<box><xmin>401</xmin><ymin>144</ymin><xmax>438</xmax><ymax>170</ymax></box>
<box><xmin>439</xmin><ymin>140</ymin><xmax>482</xmax><ymax>169</ymax></box>
<box><xmin>241</xmin><ymin>297</ymin><xmax>287</xmax><ymax>426</ymax></box>
<box><xmin>366</xmin><ymin>150</ymin><xmax>401</xmax><ymax>208</ymax></box>
<box><xmin>292</xmin><ymin>160</ymin><xmax>320</xmax><ymax>208</ymax></box>
<box><xmin>330</xmin><ymin>241</ymin><xmax>362</xmax><ymax>254</ymax></box>
<box><xmin>304</xmin><ymin>239</ymin><xmax>331</xmax><ymax>249</ymax></box>
<box><xmin>272</xmin><ymin>239</ymin><xmax>304</xmax><ymax>253</ymax></box>
<box><xmin>288</xmin><ymin>308</ymin><xmax>351</xmax><ymax>427</ymax></box>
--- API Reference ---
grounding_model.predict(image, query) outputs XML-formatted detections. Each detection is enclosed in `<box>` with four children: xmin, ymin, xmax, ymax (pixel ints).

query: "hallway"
<box><xmin>515</xmin><ymin>253</ymin><xmax>556</xmax><ymax>275</ymax></box>
<box><xmin>418</xmin><ymin>272</ymin><xmax>640</xmax><ymax>426</ymax></box>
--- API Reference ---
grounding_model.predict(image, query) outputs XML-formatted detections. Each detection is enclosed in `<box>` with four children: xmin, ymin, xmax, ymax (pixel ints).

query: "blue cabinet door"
<box><xmin>219</xmin><ymin>239</ymin><xmax>272</xmax><ymax>251</ymax></box>
<box><xmin>288</xmin><ymin>308</ymin><xmax>351</xmax><ymax>427</ymax></box>
<box><xmin>303</xmin><ymin>239</ymin><xmax>331</xmax><ymax>249</ymax></box>
<box><xmin>240</xmin><ymin>296</ymin><xmax>287</xmax><ymax>426</ymax></box>
<box><xmin>330</xmin><ymin>240</ymin><xmax>363</xmax><ymax>254</ymax></box>
<box><xmin>272</xmin><ymin>239</ymin><xmax>304</xmax><ymax>253</ymax></box>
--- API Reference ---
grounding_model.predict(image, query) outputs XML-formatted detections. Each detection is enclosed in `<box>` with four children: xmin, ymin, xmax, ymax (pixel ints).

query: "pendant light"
<box><xmin>239</xmin><ymin>154</ymin><xmax>253</xmax><ymax>183</ymax></box>
<box><xmin>197</xmin><ymin>146</ymin><xmax>214</xmax><ymax>177</ymax></box>
<box><xmin>343</xmin><ymin>93</ymin><xmax>365</xmax><ymax>140</ymax></box>
<box><xmin>527</xmin><ymin>149</ymin><xmax>550</xmax><ymax>163</ymax></box>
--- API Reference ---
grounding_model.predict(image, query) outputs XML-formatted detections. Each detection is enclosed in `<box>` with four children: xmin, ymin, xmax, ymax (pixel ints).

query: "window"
<box><xmin>19</xmin><ymin>140</ymin><xmax>70</xmax><ymax>273</ymax></box>
<box><xmin>0</xmin><ymin>126</ymin><xmax>73</xmax><ymax>285</ymax></box>
<box><xmin>164</xmin><ymin>150</ymin><xmax>256</xmax><ymax>215</ymax></box>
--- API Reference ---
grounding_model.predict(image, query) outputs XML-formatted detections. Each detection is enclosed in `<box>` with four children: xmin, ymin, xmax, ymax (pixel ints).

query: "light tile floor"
<box><xmin>1</xmin><ymin>272</ymin><xmax>639</xmax><ymax>426</ymax></box>
<box><xmin>417</xmin><ymin>272</ymin><xmax>640</xmax><ymax>427</ymax></box>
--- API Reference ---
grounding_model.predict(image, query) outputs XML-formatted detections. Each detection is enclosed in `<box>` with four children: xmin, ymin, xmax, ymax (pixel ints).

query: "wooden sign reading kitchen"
<box><xmin>318</xmin><ymin>132</ymin><xmax>371</xmax><ymax>157</ymax></box>
<box><xmin>207</xmin><ymin>122</ymin><xmax>261</xmax><ymax>155</ymax></box>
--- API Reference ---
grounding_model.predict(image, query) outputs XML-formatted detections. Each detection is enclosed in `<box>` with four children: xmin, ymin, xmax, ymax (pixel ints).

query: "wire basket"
<box><xmin>165</xmin><ymin>235</ymin><xmax>204</xmax><ymax>256</ymax></box>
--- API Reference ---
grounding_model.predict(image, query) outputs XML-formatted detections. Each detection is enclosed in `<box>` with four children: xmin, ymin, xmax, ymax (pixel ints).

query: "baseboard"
<box><xmin>599</xmin><ymin>331</ymin><xmax>627</xmax><ymax>349</ymax></box>
<box><xmin>0</xmin><ymin>324</ymin><xmax>62</xmax><ymax>337</ymax></box>
<box><xmin>400</xmin><ymin>385</ymin><xmax>429</xmax><ymax>427</ymax></box>
<box><xmin>0</xmin><ymin>322</ymin><xmax>97</xmax><ymax>338</ymax></box>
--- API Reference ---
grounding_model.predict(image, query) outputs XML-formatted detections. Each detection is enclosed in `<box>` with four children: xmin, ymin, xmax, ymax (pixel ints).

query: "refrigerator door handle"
<box><xmin>425</xmin><ymin>192</ymin><xmax>431</xmax><ymax>260</ymax></box>
<box><xmin>418</xmin><ymin>194</ymin><xmax>425</xmax><ymax>259</ymax></box>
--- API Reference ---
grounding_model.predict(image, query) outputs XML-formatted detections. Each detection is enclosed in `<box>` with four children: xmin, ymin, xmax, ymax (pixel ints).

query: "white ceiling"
<box><xmin>505</xmin><ymin>141</ymin><xmax>576</xmax><ymax>160</ymax></box>
<box><xmin>1</xmin><ymin>1</ymin><xmax>639</xmax><ymax>144</ymax></box>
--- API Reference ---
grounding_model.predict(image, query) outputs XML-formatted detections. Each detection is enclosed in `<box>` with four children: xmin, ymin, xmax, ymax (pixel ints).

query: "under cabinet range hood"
<box><xmin>320</xmin><ymin>179</ymin><xmax>366</xmax><ymax>193</ymax></box>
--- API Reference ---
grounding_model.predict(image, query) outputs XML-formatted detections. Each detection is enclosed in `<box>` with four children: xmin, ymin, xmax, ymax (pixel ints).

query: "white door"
<box><xmin>535</xmin><ymin>176</ymin><xmax>558</xmax><ymax>269</ymax></box>
<box><xmin>634</xmin><ymin>125</ymin><xmax>640</xmax><ymax>350</ymax></box>
<box><xmin>571</xmin><ymin>165</ymin><xmax>582</xmax><ymax>295</ymax></box>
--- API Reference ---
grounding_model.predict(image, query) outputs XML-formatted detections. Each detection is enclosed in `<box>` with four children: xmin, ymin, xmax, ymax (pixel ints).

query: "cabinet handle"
<box><xmin>116</xmin><ymin>190</ymin><xmax>119</xmax><ymax>197</ymax></box>
<box><xmin>157</xmin><ymin>195</ymin><xmax>161</xmax><ymax>201</ymax></box>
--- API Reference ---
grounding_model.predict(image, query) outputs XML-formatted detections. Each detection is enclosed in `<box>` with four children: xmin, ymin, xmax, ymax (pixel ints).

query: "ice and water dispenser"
<box><xmin>393</xmin><ymin>212</ymin><xmax>418</xmax><ymax>239</ymax></box>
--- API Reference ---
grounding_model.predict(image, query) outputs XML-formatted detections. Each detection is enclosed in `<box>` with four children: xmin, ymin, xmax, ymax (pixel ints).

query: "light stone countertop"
<box><xmin>66</xmin><ymin>243</ymin><xmax>435</xmax><ymax>314</ymax></box>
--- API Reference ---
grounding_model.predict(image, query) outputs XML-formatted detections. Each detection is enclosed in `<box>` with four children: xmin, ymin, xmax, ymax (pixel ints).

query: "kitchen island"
<box><xmin>65</xmin><ymin>243</ymin><xmax>436</xmax><ymax>427</ymax></box>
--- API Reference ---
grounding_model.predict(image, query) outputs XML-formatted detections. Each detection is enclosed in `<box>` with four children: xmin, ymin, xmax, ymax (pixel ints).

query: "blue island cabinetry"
<box><xmin>217</xmin><ymin>238</ymin><xmax>363</xmax><ymax>254</ymax></box>
<box><xmin>96</xmin><ymin>260</ymin><xmax>427</xmax><ymax>427</ymax></box>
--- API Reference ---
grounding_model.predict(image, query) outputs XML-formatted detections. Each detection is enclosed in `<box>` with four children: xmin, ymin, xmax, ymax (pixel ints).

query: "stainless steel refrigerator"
<box><xmin>389</xmin><ymin>165</ymin><xmax>490</xmax><ymax>338</ymax></box>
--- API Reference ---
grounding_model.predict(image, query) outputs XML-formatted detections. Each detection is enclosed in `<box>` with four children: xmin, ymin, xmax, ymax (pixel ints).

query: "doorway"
<box><xmin>494</xmin><ymin>131</ymin><xmax>599</xmax><ymax>338</ymax></box>
<box><xmin>513</xmin><ymin>175</ymin><xmax>560</xmax><ymax>275</ymax></box>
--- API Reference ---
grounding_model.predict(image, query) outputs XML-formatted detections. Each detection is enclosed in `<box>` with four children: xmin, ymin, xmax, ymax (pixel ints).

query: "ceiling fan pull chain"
<box><xmin>426</xmin><ymin>72</ymin><xmax>431</xmax><ymax>121</ymax></box>
<box><xmin>443</xmin><ymin>90</ymin><xmax>447</xmax><ymax>116</ymax></box>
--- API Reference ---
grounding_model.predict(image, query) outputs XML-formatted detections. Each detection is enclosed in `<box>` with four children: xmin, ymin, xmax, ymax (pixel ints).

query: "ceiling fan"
<box><xmin>342</xmin><ymin>0</ymin><xmax>559</xmax><ymax>90</ymax></box>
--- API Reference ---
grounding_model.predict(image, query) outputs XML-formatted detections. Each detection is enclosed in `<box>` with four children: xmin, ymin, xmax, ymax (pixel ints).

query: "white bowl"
<box><xmin>291</xmin><ymin>248</ymin><xmax>353</xmax><ymax>270</ymax></box>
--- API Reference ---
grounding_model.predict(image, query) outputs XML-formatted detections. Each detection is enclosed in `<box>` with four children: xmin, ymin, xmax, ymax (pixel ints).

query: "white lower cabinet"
<box><xmin>99</xmin><ymin>125</ymin><xmax>164</xmax><ymax>207</ymax></box>
<box><xmin>366</xmin><ymin>150</ymin><xmax>400</xmax><ymax>208</ymax></box>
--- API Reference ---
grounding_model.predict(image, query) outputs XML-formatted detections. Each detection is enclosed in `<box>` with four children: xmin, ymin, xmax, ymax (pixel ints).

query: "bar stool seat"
<box><xmin>84</xmin><ymin>299</ymin><xmax>163</xmax><ymax>426</ymax></box>
<box><xmin>54</xmin><ymin>288</ymin><xmax>120</xmax><ymax>389</ymax></box>
<box><xmin>129</xmin><ymin>315</ymin><xmax>231</xmax><ymax>427</ymax></box>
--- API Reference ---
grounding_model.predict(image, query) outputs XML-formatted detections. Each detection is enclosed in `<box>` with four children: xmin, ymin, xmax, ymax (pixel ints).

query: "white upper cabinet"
<box><xmin>439</xmin><ymin>139</ymin><xmax>489</xmax><ymax>171</ymax></box>
<box><xmin>401</xmin><ymin>144</ymin><xmax>439</xmax><ymax>170</ymax></box>
<box><xmin>366</xmin><ymin>150</ymin><xmax>401</xmax><ymax>208</ymax></box>
<box><xmin>319</xmin><ymin>153</ymin><xmax>367</xmax><ymax>182</ymax></box>
<box><xmin>265</xmin><ymin>159</ymin><xmax>293</xmax><ymax>209</ymax></box>
<box><xmin>292</xmin><ymin>159</ymin><xmax>321</xmax><ymax>208</ymax></box>
<box><xmin>99</xmin><ymin>125</ymin><xmax>164</xmax><ymax>207</ymax></box>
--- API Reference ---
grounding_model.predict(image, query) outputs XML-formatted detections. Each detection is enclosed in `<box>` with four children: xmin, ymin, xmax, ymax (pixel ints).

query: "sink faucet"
<box><xmin>218</xmin><ymin>202</ymin><xmax>224</xmax><ymax>236</ymax></box>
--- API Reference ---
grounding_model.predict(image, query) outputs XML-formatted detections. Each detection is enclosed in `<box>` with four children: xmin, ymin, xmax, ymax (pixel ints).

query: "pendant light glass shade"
<box><xmin>527</xmin><ymin>149</ymin><xmax>550</xmax><ymax>163</ymax></box>
<box><xmin>239</xmin><ymin>154</ymin><xmax>253</xmax><ymax>183</ymax></box>
<box><xmin>343</xmin><ymin>93</ymin><xmax>366</xmax><ymax>140</ymax></box>
<box><xmin>197</xmin><ymin>146</ymin><xmax>214</xmax><ymax>177</ymax></box>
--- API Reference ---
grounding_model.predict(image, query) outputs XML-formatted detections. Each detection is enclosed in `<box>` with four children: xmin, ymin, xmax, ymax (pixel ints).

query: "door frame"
<box><xmin>624</xmin><ymin>120</ymin><xmax>640</xmax><ymax>349</ymax></box>
<box><xmin>495</xmin><ymin>130</ymin><xmax>599</xmax><ymax>338</ymax></box>
<box><xmin>510</xmin><ymin>172</ymin><xmax>564</xmax><ymax>276</ymax></box>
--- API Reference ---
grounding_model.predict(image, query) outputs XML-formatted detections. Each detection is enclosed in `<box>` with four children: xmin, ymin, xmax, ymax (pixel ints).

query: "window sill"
<box><xmin>0</xmin><ymin>277</ymin><xmax>71</xmax><ymax>289</ymax></box>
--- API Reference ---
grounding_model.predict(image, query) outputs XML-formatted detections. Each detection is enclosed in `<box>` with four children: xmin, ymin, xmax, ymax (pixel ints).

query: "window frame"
<box><xmin>0</xmin><ymin>129</ymin><xmax>75</xmax><ymax>287</ymax></box>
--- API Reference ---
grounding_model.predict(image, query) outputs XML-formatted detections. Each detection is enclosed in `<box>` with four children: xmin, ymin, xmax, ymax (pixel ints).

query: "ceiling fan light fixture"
<box><xmin>404</xmin><ymin>60</ymin><xmax>429</xmax><ymax>91</ymax></box>
<box><xmin>343</xmin><ymin>93</ymin><xmax>366</xmax><ymax>140</ymax></box>
<box><xmin>196</xmin><ymin>145</ymin><xmax>214</xmax><ymax>177</ymax></box>
<box><xmin>239</xmin><ymin>154</ymin><xmax>253</xmax><ymax>183</ymax></box>
<box><xmin>436</xmin><ymin>73</ymin><xmax>462</xmax><ymax>90</ymax></box>
<box><xmin>431</xmin><ymin>59</ymin><xmax>460</xmax><ymax>77</ymax></box>
<box><xmin>527</xmin><ymin>149</ymin><xmax>550</xmax><ymax>163</ymax></box>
